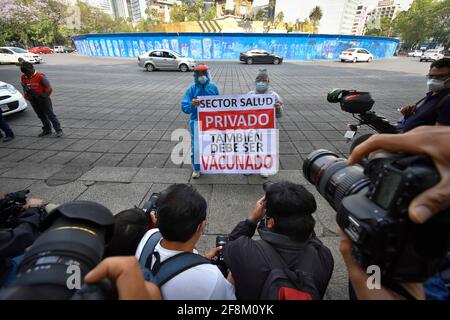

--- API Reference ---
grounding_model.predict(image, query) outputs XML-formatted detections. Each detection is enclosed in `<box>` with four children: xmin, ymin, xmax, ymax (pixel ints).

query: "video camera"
<box><xmin>303</xmin><ymin>149</ymin><xmax>450</xmax><ymax>282</ymax></box>
<box><xmin>0</xmin><ymin>189</ymin><xmax>47</xmax><ymax>228</ymax></box>
<box><xmin>0</xmin><ymin>201</ymin><xmax>115</xmax><ymax>300</ymax></box>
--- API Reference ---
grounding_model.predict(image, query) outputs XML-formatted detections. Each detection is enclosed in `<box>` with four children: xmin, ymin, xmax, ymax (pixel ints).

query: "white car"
<box><xmin>0</xmin><ymin>47</ymin><xmax>42</xmax><ymax>64</ymax></box>
<box><xmin>339</xmin><ymin>48</ymin><xmax>374</xmax><ymax>63</ymax></box>
<box><xmin>420</xmin><ymin>49</ymin><xmax>445</xmax><ymax>62</ymax></box>
<box><xmin>0</xmin><ymin>81</ymin><xmax>27</xmax><ymax>116</ymax></box>
<box><xmin>408</xmin><ymin>50</ymin><xmax>423</xmax><ymax>57</ymax></box>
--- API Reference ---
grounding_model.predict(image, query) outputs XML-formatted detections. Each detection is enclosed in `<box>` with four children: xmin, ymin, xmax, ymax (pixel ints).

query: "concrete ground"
<box><xmin>0</xmin><ymin>54</ymin><xmax>429</xmax><ymax>299</ymax></box>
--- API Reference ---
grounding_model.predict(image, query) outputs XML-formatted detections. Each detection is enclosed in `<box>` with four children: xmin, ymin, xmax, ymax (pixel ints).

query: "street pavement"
<box><xmin>0</xmin><ymin>54</ymin><xmax>429</xmax><ymax>299</ymax></box>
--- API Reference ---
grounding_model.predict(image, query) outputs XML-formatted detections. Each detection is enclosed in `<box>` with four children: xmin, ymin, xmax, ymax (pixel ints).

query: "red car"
<box><xmin>28</xmin><ymin>46</ymin><xmax>52</xmax><ymax>54</ymax></box>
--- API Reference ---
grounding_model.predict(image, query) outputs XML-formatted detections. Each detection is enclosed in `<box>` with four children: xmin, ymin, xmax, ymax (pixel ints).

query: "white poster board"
<box><xmin>197</xmin><ymin>94</ymin><xmax>279</xmax><ymax>175</ymax></box>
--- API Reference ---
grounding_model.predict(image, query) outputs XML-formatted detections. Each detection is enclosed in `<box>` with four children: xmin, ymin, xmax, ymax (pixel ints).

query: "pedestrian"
<box><xmin>19</xmin><ymin>61</ymin><xmax>63</xmax><ymax>137</ymax></box>
<box><xmin>0</xmin><ymin>109</ymin><xmax>15</xmax><ymax>142</ymax></box>
<box><xmin>247</xmin><ymin>69</ymin><xmax>283</xmax><ymax>178</ymax></box>
<box><xmin>181</xmin><ymin>64</ymin><xmax>219</xmax><ymax>179</ymax></box>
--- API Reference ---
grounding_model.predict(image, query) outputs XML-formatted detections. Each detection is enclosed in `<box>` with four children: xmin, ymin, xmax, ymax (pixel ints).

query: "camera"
<box><xmin>0</xmin><ymin>190</ymin><xmax>30</xmax><ymax>227</ymax></box>
<box><xmin>0</xmin><ymin>189</ymin><xmax>48</xmax><ymax>228</ymax></box>
<box><xmin>212</xmin><ymin>236</ymin><xmax>228</xmax><ymax>276</ymax></box>
<box><xmin>0</xmin><ymin>201</ymin><xmax>115</xmax><ymax>299</ymax></box>
<box><xmin>142</xmin><ymin>193</ymin><xmax>160</xmax><ymax>214</ymax></box>
<box><xmin>303</xmin><ymin>149</ymin><xmax>450</xmax><ymax>282</ymax></box>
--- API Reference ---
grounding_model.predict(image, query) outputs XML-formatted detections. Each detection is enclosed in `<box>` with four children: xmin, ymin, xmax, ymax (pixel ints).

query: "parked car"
<box><xmin>420</xmin><ymin>49</ymin><xmax>445</xmax><ymax>62</ymax></box>
<box><xmin>138</xmin><ymin>49</ymin><xmax>195</xmax><ymax>72</ymax></box>
<box><xmin>0</xmin><ymin>81</ymin><xmax>27</xmax><ymax>116</ymax></box>
<box><xmin>240</xmin><ymin>49</ymin><xmax>283</xmax><ymax>65</ymax></box>
<box><xmin>339</xmin><ymin>48</ymin><xmax>373</xmax><ymax>63</ymax></box>
<box><xmin>53</xmin><ymin>45</ymin><xmax>75</xmax><ymax>53</ymax></box>
<box><xmin>0</xmin><ymin>47</ymin><xmax>42</xmax><ymax>64</ymax></box>
<box><xmin>408</xmin><ymin>50</ymin><xmax>423</xmax><ymax>57</ymax></box>
<box><xmin>29</xmin><ymin>46</ymin><xmax>53</xmax><ymax>54</ymax></box>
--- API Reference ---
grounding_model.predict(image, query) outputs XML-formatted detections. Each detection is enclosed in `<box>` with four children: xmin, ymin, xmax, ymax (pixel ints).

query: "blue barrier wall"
<box><xmin>72</xmin><ymin>32</ymin><xmax>399</xmax><ymax>61</ymax></box>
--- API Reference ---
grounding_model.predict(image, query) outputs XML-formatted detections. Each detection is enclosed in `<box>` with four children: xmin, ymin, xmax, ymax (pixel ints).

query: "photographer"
<box><xmin>342</xmin><ymin>126</ymin><xmax>450</xmax><ymax>299</ymax></box>
<box><xmin>222</xmin><ymin>181</ymin><xmax>334</xmax><ymax>300</ymax></box>
<box><xmin>104</xmin><ymin>208</ymin><xmax>153</xmax><ymax>257</ymax></box>
<box><xmin>0</xmin><ymin>197</ymin><xmax>46</xmax><ymax>287</ymax></box>
<box><xmin>135</xmin><ymin>184</ymin><xmax>235</xmax><ymax>300</ymax></box>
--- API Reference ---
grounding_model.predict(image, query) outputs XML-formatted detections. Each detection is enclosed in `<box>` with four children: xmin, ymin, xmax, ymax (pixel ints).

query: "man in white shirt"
<box><xmin>135</xmin><ymin>184</ymin><xmax>236</xmax><ymax>300</ymax></box>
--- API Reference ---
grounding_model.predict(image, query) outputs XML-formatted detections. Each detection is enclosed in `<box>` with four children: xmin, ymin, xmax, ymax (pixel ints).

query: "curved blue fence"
<box><xmin>72</xmin><ymin>32</ymin><xmax>399</xmax><ymax>61</ymax></box>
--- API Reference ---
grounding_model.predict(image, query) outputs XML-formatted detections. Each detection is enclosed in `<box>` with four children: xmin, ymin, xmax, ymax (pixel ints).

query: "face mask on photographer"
<box><xmin>427</xmin><ymin>77</ymin><xmax>450</xmax><ymax>92</ymax></box>
<box><xmin>21</xmin><ymin>67</ymin><xmax>33</xmax><ymax>76</ymax></box>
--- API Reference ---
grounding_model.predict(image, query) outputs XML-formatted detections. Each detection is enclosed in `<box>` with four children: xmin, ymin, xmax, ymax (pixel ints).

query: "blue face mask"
<box><xmin>198</xmin><ymin>76</ymin><xmax>208</xmax><ymax>85</ymax></box>
<box><xmin>256</xmin><ymin>82</ymin><xmax>268</xmax><ymax>92</ymax></box>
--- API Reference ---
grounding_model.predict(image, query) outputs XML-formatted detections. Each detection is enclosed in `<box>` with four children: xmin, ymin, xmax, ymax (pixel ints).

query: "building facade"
<box><xmin>351</xmin><ymin>4</ymin><xmax>368</xmax><ymax>35</ymax></box>
<box><xmin>110</xmin><ymin>0</ymin><xmax>131</xmax><ymax>19</ymax></box>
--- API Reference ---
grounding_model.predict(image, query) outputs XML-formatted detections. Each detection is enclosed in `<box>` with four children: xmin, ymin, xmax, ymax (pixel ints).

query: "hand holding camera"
<box><xmin>348</xmin><ymin>125</ymin><xmax>450</xmax><ymax>224</ymax></box>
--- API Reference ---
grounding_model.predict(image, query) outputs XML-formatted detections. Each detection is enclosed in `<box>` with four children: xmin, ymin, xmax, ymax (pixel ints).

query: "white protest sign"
<box><xmin>197</xmin><ymin>94</ymin><xmax>279</xmax><ymax>175</ymax></box>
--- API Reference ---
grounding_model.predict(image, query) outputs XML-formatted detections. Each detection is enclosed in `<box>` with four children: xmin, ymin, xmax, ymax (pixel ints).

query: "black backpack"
<box><xmin>138</xmin><ymin>231</ymin><xmax>211</xmax><ymax>286</ymax></box>
<box><xmin>256</xmin><ymin>239</ymin><xmax>325</xmax><ymax>300</ymax></box>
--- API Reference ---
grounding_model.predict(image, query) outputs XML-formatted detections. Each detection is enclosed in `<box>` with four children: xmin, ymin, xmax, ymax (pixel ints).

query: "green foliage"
<box><xmin>170</xmin><ymin>3</ymin><xmax>188</xmax><ymax>22</ymax></box>
<box><xmin>205</xmin><ymin>7</ymin><xmax>216</xmax><ymax>21</ymax></box>
<box><xmin>365</xmin><ymin>17</ymin><xmax>394</xmax><ymax>37</ymax></box>
<box><xmin>391</xmin><ymin>0</ymin><xmax>448</xmax><ymax>49</ymax></box>
<box><xmin>255</xmin><ymin>8</ymin><xmax>265</xmax><ymax>21</ymax></box>
<box><xmin>309</xmin><ymin>6</ymin><xmax>323</xmax><ymax>27</ymax></box>
<box><xmin>0</xmin><ymin>0</ymin><xmax>136</xmax><ymax>47</ymax></box>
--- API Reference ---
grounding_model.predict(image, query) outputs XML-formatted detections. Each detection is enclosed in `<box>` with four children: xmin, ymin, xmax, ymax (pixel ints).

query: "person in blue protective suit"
<box><xmin>181</xmin><ymin>64</ymin><xmax>219</xmax><ymax>179</ymax></box>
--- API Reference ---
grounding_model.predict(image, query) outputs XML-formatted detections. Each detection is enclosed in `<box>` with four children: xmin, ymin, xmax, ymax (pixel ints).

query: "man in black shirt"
<box><xmin>222</xmin><ymin>181</ymin><xmax>334</xmax><ymax>300</ymax></box>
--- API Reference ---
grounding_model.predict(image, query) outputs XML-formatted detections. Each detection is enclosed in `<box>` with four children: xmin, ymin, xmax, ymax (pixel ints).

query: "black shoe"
<box><xmin>38</xmin><ymin>131</ymin><xmax>52</xmax><ymax>137</ymax></box>
<box><xmin>55</xmin><ymin>131</ymin><xmax>63</xmax><ymax>138</ymax></box>
<box><xmin>3</xmin><ymin>136</ymin><xmax>14</xmax><ymax>142</ymax></box>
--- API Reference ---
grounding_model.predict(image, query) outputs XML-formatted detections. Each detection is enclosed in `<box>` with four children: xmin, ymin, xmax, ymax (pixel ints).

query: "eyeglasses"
<box><xmin>426</xmin><ymin>73</ymin><xmax>450</xmax><ymax>80</ymax></box>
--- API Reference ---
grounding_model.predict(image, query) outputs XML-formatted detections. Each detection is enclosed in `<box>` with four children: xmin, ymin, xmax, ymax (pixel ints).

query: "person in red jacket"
<box><xmin>19</xmin><ymin>61</ymin><xmax>63</xmax><ymax>137</ymax></box>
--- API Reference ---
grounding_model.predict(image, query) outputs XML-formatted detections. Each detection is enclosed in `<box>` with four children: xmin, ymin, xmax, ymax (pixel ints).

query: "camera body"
<box><xmin>0</xmin><ymin>190</ymin><xmax>48</xmax><ymax>229</ymax></box>
<box><xmin>142</xmin><ymin>193</ymin><xmax>160</xmax><ymax>215</ymax></box>
<box><xmin>211</xmin><ymin>235</ymin><xmax>228</xmax><ymax>265</ymax></box>
<box><xmin>303</xmin><ymin>149</ymin><xmax>450</xmax><ymax>282</ymax></box>
<box><xmin>0</xmin><ymin>190</ymin><xmax>30</xmax><ymax>228</ymax></box>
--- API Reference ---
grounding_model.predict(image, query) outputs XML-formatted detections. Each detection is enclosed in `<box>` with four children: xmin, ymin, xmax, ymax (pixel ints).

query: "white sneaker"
<box><xmin>192</xmin><ymin>170</ymin><xmax>201</xmax><ymax>179</ymax></box>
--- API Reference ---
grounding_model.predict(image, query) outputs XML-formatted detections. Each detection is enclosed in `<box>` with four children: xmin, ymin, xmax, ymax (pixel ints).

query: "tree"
<box><xmin>170</xmin><ymin>3</ymin><xmax>188</xmax><ymax>22</ymax></box>
<box><xmin>309</xmin><ymin>5</ymin><xmax>323</xmax><ymax>29</ymax></box>
<box><xmin>204</xmin><ymin>7</ymin><xmax>216</xmax><ymax>21</ymax></box>
<box><xmin>365</xmin><ymin>17</ymin><xmax>394</xmax><ymax>37</ymax></box>
<box><xmin>431</xmin><ymin>0</ymin><xmax>450</xmax><ymax>50</ymax></box>
<box><xmin>144</xmin><ymin>7</ymin><xmax>162</xmax><ymax>25</ymax></box>
<box><xmin>391</xmin><ymin>0</ymin><xmax>437</xmax><ymax>49</ymax></box>
<box><xmin>275</xmin><ymin>11</ymin><xmax>284</xmax><ymax>24</ymax></box>
<box><xmin>255</xmin><ymin>8</ymin><xmax>265</xmax><ymax>20</ymax></box>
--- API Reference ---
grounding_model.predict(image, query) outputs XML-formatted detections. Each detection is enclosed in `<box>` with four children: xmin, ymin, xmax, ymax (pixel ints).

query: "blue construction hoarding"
<box><xmin>72</xmin><ymin>32</ymin><xmax>399</xmax><ymax>61</ymax></box>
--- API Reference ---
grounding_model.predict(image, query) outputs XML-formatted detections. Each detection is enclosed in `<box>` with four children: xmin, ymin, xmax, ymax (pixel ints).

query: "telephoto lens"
<box><xmin>302</xmin><ymin>149</ymin><xmax>370</xmax><ymax>210</ymax></box>
<box><xmin>0</xmin><ymin>201</ymin><xmax>114</xmax><ymax>300</ymax></box>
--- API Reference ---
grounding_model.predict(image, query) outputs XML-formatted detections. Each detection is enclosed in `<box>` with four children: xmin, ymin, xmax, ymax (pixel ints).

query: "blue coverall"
<box><xmin>181</xmin><ymin>70</ymin><xmax>219</xmax><ymax>170</ymax></box>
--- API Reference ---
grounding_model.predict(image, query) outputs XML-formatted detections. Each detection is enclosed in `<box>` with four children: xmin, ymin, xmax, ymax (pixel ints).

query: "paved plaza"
<box><xmin>0</xmin><ymin>54</ymin><xmax>429</xmax><ymax>299</ymax></box>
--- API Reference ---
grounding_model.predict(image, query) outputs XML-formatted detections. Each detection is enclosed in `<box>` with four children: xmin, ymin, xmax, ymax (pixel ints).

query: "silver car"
<box><xmin>138</xmin><ymin>49</ymin><xmax>195</xmax><ymax>72</ymax></box>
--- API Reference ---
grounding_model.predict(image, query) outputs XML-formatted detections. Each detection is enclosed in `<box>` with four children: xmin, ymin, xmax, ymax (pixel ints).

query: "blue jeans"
<box><xmin>0</xmin><ymin>110</ymin><xmax>14</xmax><ymax>138</ymax></box>
<box><xmin>190</xmin><ymin>120</ymin><xmax>200</xmax><ymax>171</ymax></box>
